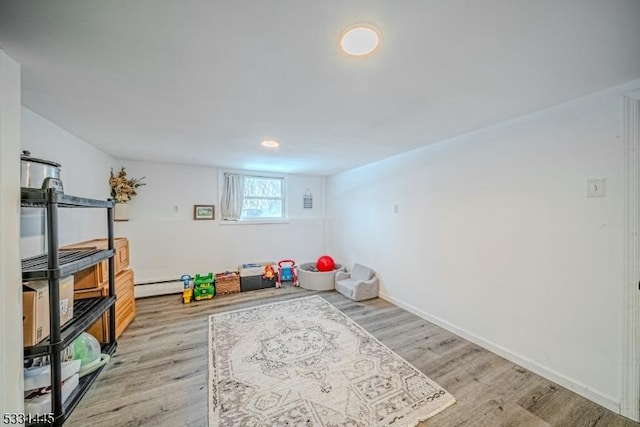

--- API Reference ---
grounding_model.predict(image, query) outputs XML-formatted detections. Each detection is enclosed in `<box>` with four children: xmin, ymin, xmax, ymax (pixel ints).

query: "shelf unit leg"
<box><xmin>46</xmin><ymin>197</ymin><xmax>63</xmax><ymax>420</ymax></box>
<box><xmin>107</xmin><ymin>204</ymin><xmax>116</xmax><ymax>342</ymax></box>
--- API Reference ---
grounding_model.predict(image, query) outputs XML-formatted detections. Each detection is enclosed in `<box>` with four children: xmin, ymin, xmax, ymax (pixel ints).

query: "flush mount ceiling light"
<box><xmin>261</xmin><ymin>139</ymin><xmax>280</xmax><ymax>149</ymax></box>
<box><xmin>340</xmin><ymin>24</ymin><xmax>380</xmax><ymax>56</ymax></box>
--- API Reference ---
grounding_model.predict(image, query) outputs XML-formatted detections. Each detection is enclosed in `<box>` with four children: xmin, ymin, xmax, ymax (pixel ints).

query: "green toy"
<box><xmin>193</xmin><ymin>273</ymin><xmax>215</xmax><ymax>301</ymax></box>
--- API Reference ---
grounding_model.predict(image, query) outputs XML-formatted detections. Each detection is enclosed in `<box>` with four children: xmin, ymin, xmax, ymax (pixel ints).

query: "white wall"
<box><xmin>327</xmin><ymin>80</ymin><xmax>640</xmax><ymax>412</ymax></box>
<box><xmin>20</xmin><ymin>108</ymin><xmax>116</xmax><ymax>257</ymax></box>
<box><xmin>113</xmin><ymin>160</ymin><xmax>326</xmax><ymax>297</ymax></box>
<box><xmin>0</xmin><ymin>49</ymin><xmax>24</xmax><ymax>418</ymax></box>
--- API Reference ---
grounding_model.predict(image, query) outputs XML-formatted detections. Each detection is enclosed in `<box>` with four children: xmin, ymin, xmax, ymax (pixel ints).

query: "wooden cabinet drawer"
<box><xmin>116</xmin><ymin>240</ymin><xmax>130</xmax><ymax>272</ymax></box>
<box><xmin>114</xmin><ymin>269</ymin><xmax>135</xmax><ymax>337</ymax></box>
<box><xmin>75</xmin><ymin>268</ymin><xmax>136</xmax><ymax>342</ymax></box>
<box><xmin>85</xmin><ymin>314</ymin><xmax>108</xmax><ymax>343</ymax></box>
<box><xmin>115</xmin><ymin>291</ymin><xmax>136</xmax><ymax>338</ymax></box>
<box><xmin>69</xmin><ymin>260</ymin><xmax>108</xmax><ymax>290</ymax></box>
<box><xmin>73</xmin><ymin>268</ymin><xmax>133</xmax><ymax>299</ymax></box>
<box><xmin>61</xmin><ymin>237</ymin><xmax>129</xmax><ymax>290</ymax></box>
<box><xmin>115</xmin><ymin>269</ymin><xmax>134</xmax><ymax>296</ymax></box>
<box><xmin>115</xmin><ymin>286</ymin><xmax>133</xmax><ymax>318</ymax></box>
<box><xmin>74</xmin><ymin>283</ymin><xmax>107</xmax><ymax>300</ymax></box>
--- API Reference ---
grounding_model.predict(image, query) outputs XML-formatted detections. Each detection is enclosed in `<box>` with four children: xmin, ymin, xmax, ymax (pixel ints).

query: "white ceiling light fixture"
<box><xmin>261</xmin><ymin>139</ymin><xmax>280</xmax><ymax>149</ymax></box>
<box><xmin>340</xmin><ymin>24</ymin><xmax>381</xmax><ymax>56</ymax></box>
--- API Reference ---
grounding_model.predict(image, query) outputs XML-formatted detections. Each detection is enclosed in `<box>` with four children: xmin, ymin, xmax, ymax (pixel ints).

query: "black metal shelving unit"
<box><xmin>22</xmin><ymin>187</ymin><xmax>117</xmax><ymax>427</ymax></box>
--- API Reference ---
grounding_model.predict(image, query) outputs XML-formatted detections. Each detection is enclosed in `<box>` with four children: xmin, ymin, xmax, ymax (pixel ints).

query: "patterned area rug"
<box><xmin>209</xmin><ymin>296</ymin><xmax>455</xmax><ymax>426</ymax></box>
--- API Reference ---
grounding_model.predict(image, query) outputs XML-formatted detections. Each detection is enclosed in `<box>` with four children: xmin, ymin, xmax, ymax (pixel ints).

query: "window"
<box><xmin>242</xmin><ymin>175</ymin><xmax>284</xmax><ymax>219</ymax></box>
<box><xmin>220</xmin><ymin>172</ymin><xmax>286</xmax><ymax>222</ymax></box>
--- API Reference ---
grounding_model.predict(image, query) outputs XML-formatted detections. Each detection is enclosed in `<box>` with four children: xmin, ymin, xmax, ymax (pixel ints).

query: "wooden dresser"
<box><xmin>61</xmin><ymin>237</ymin><xmax>136</xmax><ymax>341</ymax></box>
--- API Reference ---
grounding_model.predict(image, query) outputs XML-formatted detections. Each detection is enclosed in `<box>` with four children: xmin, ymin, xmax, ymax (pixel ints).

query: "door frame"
<box><xmin>622</xmin><ymin>90</ymin><xmax>640</xmax><ymax>421</ymax></box>
<box><xmin>0</xmin><ymin>49</ymin><xmax>24</xmax><ymax>417</ymax></box>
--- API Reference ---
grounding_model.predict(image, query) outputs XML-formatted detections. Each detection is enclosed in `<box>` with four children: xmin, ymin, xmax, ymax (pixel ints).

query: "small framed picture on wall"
<box><xmin>194</xmin><ymin>205</ymin><xmax>215</xmax><ymax>220</ymax></box>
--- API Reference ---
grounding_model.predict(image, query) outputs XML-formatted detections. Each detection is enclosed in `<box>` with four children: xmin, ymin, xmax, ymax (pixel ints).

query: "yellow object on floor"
<box><xmin>182</xmin><ymin>288</ymin><xmax>192</xmax><ymax>304</ymax></box>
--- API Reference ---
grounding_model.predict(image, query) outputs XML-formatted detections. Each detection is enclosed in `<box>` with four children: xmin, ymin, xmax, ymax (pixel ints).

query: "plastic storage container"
<box><xmin>24</xmin><ymin>373</ymin><xmax>79</xmax><ymax>416</ymax></box>
<box><xmin>24</xmin><ymin>359</ymin><xmax>81</xmax><ymax>391</ymax></box>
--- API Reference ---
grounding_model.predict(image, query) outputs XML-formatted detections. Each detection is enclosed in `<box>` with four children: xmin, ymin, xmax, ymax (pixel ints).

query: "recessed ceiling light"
<box><xmin>340</xmin><ymin>25</ymin><xmax>380</xmax><ymax>56</ymax></box>
<box><xmin>261</xmin><ymin>139</ymin><xmax>280</xmax><ymax>149</ymax></box>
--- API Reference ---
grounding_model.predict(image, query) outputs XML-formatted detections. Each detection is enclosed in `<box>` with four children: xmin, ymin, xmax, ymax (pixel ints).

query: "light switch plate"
<box><xmin>587</xmin><ymin>178</ymin><xmax>606</xmax><ymax>198</ymax></box>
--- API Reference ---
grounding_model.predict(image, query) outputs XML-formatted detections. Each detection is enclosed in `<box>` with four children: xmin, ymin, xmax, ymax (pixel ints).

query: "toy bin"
<box><xmin>215</xmin><ymin>271</ymin><xmax>240</xmax><ymax>294</ymax></box>
<box><xmin>239</xmin><ymin>262</ymin><xmax>277</xmax><ymax>292</ymax></box>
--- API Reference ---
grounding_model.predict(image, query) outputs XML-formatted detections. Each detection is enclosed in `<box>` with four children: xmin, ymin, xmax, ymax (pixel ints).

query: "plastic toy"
<box><xmin>72</xmin><ymin>332</ymin><xmax>101</xmax><ymax>369</ymax></box>
<box><xmin>261</xmin><ymin>264</ymin><xmax>277</xmax><ymax>288</ymax></box>
<box><xmin>181</xmin><ymin>274</ymin><xmax>192</xmax><ymax>303</ymax></box>
<box><xmin>72</xmin><ymin>332</ymin><xmax>109</xmax><ymax>378</ymax></box>
<box><xmin>276</xmin><ymin>259</ymin><xmax>298</xmax><ymax>288</ymax></box>
<box><xmin>263</xmin><ymin>264</ymin><xmax>276</xmax><ymax>281</ymax></box>
<box><xmin>316</xmin><ymin>255</ymin><xmax>335</xmax><ymax>272</ymax></box>
<box><xmin>193</xmin><ymin>273</ymin><xmax>215</xmax><ymax>301</ymax></box>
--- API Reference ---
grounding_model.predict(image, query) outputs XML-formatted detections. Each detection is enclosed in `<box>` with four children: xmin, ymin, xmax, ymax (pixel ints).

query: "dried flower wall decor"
<box><xmin>109</xmin><ymin>167</ymin><xmax>146</xmax><ymax>203</ymax></box>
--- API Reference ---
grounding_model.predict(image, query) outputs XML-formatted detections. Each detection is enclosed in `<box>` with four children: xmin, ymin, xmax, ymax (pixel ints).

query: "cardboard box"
<box><xmin>23</xmin><ymin>276</ymin><xmax>75</xmax><ymax>347</ymax></box>
<box><xmin>23</xmin><ymin>281</ymin><xmax>49</xmax><ymax>347</ymax></box>
<box><xmin>58</xmin><ymin>276</ymin><xmax>74</xmax><ymax>325</ymax></box>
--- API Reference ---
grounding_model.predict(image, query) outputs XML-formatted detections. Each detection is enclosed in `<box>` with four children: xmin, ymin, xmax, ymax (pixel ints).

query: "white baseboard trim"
<box><xmin>378</xmin><ymin>291</ymin><xmax>620</xmax><ymax>414</ymax></box>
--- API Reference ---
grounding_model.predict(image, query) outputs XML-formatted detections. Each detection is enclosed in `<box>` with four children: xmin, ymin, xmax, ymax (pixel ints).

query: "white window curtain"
<box><xmin>221</xmin><ymin>173</ymin><xmax>244</xmax><ymax>220</ymax></box>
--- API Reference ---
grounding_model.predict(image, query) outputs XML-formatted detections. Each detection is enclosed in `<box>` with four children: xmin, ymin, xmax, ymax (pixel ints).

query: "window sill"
<box><xmin>219</xmin><ymin>219</ymin><xmax>289</xmax><ymax>225</ymax></box>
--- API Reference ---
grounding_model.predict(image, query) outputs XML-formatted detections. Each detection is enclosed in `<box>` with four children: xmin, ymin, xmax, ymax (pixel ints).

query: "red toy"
<box><xmin>276</xmin><ymin>259</ymin><xmax>298</xmax><ymax>288</ymax></box>
<box><xmin>316</xmin><ymin>255</ymin><xmax>335</xmax><ymax>272</ymax></box>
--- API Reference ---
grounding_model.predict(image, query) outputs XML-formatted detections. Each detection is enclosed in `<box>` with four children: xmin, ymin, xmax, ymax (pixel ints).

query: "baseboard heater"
<box><xmin>134</xmin><ymin>278</ymin><xmax>182</xmax><ymax>286</ymax></box>
<box><xmin>134</xmin><ymin>278</ymin><xmax>184</xmax><ymax>298</ymax></box>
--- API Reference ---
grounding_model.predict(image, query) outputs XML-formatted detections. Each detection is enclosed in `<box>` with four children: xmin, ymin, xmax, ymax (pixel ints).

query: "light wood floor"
<box><xmin>67</xmin><ymin>286</ymin><xmax>639</xmax><ymax>427</ymax></box>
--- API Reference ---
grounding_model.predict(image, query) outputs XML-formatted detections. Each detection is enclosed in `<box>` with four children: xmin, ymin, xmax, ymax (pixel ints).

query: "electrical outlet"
<box><xmin>393</xmin><ymin>203</ymin><xmax>399</xmax><ymax>214</ymax></box>
<box><xmin>173</xmin><ymin>205</ymin><xmax>179</xmax><ymax>212</ymax></box>
<box><xmin>587</xmin><ymin>178</ymin><xmax>606</xmax><ymax>198</ymax></box>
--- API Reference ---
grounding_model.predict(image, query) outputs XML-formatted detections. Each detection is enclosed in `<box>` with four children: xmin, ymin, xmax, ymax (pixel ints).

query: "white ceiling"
<box><xmin>1</xmin><ymin>1</ymin><xmax>639</xmax><ymax>175</ymax></box>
